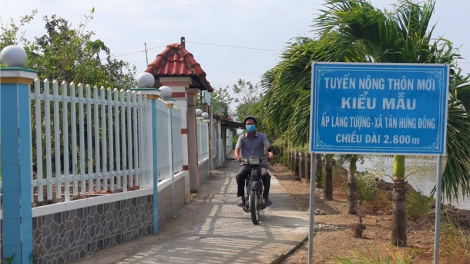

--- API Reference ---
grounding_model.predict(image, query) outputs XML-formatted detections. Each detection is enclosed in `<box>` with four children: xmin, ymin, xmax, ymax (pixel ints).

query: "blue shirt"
<box><xmin>235</xmin><ymin>132</ymin><xmax>270</xmax><ymax>158</ymax></box>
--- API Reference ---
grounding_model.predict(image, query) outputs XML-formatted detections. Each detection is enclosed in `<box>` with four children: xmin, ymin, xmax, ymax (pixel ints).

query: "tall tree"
<box><xmin>1</xmin><ymin>8</ymin><xmax>136</xmax><ymax>89</ymax></box>
<box><xmin>233</xmin><ymin>78</ymin><xmax>262</xmax><ymax>123</ymax></box>
<box><xmin>210</xmin><ymin>86</ymin><xmax>234</xmax><ymax>117</ymax></box>
<box><xmin>261</xmin><ymin>37</ymin><xmax>336</xmax><ymax>198</ymax></box>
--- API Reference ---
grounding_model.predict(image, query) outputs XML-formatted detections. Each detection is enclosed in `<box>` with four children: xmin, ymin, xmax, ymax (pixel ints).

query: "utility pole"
<box><xmin>144</xmin><ymin>42</ymin><xmax>149</xmax><ymax>66</ymax></box>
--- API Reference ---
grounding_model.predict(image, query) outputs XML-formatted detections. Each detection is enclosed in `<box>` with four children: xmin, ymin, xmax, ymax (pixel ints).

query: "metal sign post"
<box><xmin>308</xmin><ymin>153</ymin><xmax>316</xmax><ymax>263</ymax></box>
<box><xmin>433</xmin><ymin>155</ymin><xmax>444</xmax><ymax>264</ymax></box>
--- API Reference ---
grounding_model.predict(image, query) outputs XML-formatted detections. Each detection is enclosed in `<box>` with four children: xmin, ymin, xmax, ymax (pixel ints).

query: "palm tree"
<box><xmin>260</xmin><ymin>37</ymin><xmax>337</xmax><ymax>198</ymax></box>
<box><xmin>315</xmin><ymin>0</ymin><xmax>470</xmax><ymax>246</ymax></box>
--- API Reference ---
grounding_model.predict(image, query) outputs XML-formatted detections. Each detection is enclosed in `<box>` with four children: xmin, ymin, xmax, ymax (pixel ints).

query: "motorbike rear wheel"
<box><xmin>250</xmin><ymin>188</ymin><xmax>260</xmax><ymax>225</ymax></box>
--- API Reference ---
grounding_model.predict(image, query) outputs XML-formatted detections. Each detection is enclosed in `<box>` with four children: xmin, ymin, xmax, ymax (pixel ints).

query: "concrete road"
<box><xmin>71</xmin><ymin>158</ymin><xmax>310</xmax><ymax>264</ymax></box>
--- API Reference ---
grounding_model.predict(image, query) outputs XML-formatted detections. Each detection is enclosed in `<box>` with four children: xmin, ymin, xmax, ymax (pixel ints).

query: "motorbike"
<box><xmin>236</xmin><ymin>146</ymin><xmax>273</xmax><ymax>225</ymax></box>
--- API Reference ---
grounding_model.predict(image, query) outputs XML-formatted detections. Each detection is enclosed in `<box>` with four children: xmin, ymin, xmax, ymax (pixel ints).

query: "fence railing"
<box><xmin>30</xmin><ymin>79</ymin><xmax>151</xmax><ymax>205</ymax></box>
<box><xmin>197</xmin><ymin>118</ymin><xmax>209</xmax><ymax>163</ymax></box>
<box><xmin>212</xmin><ymin>124</ymin><xmax>217</xmax><ymax>158</ymax></box>
<box><xmin>155</xmin><ymin>99</ymin><xmax>183</xmax><ymax>181</ymax></box>
<box><xmin>202</xmin><ymin>120</ymin><xmax>209</xmax><ymax>160</ymax></box>
<box><xmin>171</xmin><ymin>107</ymin><xmax>183</xmax><ymax>173</ymax></box>
<box><xmin>156</xmin><ymin>99</ymin><xmax>171</xmax><ymax>181</ymax></box>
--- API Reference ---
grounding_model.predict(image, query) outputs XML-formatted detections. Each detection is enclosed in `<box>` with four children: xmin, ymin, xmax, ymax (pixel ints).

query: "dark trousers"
<box><xmin>236</xmin><ymin>164</ymin><xmax>271</xmax><ymax>198</ymax></box>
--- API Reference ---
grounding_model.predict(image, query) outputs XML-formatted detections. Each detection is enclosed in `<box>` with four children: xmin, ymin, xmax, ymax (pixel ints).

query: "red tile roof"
<box><xmin>145</xmin><ymin>43</ymin><xmax>213</xmax><ymax>92</ymax></box>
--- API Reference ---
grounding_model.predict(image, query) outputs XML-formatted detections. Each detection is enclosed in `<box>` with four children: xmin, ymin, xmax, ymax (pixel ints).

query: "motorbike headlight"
<box><xmin>249</xmin><ymin>157</ymin><xmax>259</xmax><ymax>165</ymax></box>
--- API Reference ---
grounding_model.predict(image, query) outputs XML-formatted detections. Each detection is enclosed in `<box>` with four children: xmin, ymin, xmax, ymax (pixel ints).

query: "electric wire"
<box><xmin>107</xmin><ymin>41</ymin><xmax>281</xmax><ymax>60</ymax></box>
<box><xmin>185</xmin><ymin>41</ymin><xmax>281</xmax><ymax>53</ymax></box>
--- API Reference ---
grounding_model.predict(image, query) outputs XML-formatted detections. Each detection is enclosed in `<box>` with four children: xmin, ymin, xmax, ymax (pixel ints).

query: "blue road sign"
<box><xmin>310</xmin><ymin>62</ymin><xmax>449</xmax><ymax>155</ymax></box>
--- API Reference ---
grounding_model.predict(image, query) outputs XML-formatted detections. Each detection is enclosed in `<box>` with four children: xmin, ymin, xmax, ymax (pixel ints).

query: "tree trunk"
<box><xmin>299</xmin><ymin>152</ymin><xmax>305</xmax><ymax>179</ymax></box>
<box><xmin>305</xmin><ymin>153</ymin><xmax>311</xmax><ymax>182</ymax></box>
<box><xmin>347</xmin><ymin>156</ymin><xmax>358</xmax><ymax>215</ymax></box>
<box><xmin>323</xmin><ymin>154</ymin><xmax>333</xmax><ymax>201</ymax></box>
<box><xmin>316</xmin><ymin>154</ymin><xmax>323</xmax><ymax>188</ymax></box>
<box><xmin>290</xmin><ymin>151</ymin><xmax>295</xmax><ymax>172</ymax></box>
<box><xmin>391</xmin><ymin>155</ymin><xmax>407</xmax><ymax>247</ymax></box>
<box><xmin>294</xmin><ymin>151</ymin><xmax>300</xmax><ymax>177</ymax></box>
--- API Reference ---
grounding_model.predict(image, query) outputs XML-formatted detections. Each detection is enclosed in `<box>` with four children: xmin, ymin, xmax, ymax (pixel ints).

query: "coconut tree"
<box><xmin>260</xmin><ymin>37</ymin><xmax>337</xmax><ymax>195</ymax></box>
<box><xmin>316</xmin><ymin>0</ymin><xmax>470</xmax><ymax>246</ymax></box>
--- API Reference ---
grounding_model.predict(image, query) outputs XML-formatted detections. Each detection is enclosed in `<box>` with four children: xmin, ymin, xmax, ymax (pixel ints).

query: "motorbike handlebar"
<box><xmin>232</xmin><ymin>157</ymin><xmax>270</xmax><ymax>163</ymax></box>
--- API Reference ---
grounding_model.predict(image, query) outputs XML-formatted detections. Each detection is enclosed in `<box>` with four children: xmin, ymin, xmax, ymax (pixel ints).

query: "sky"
<box><xmin>1</xmin><ymin>0</ymin><xmax>469</xmax><ymax>93</ymax></box>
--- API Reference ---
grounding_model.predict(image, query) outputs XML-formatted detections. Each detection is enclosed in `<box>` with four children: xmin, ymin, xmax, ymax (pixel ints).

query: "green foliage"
<box><xmin>196</xmin><ymin>86</ymin><xmax>234</xmax><ymax>117</ymax></box>
<box><xmin>1</xmin><ymin>8</ymin><xmax>136</xmax><ymax>89</ymax></box>
<box><xmin>0</xmin><ymin>9</ymin><xmax>37</xmax><ymax>49</ymax></box>
<box><xmin>232</xmin><ymin>79</ymin><xmax>262</xmax><ymax>123</ymax></box>
<box><xmin>405</xmin><ymin>190</ymin><xmax>431</xmax><ymax>220</ymax></box>
<box><xmin>439</xmin><ymin>71</ymin><xmax>470</xmax><ymax>201</ymax></box>
<box><xmin>3</xmin><ymin>254</ymin><xmax>15</xmax><ymax>264</ymax></box>
<box><xmin>212</xmin><ymin>86</ymin><xmax>234</xmax><ymax>116</ymax></box>
<box><xmin>260</xmin><ymin>37</ymin><xmax>322</xmax><ymax>146</ymax></box>
<box><xmin>356</xmin><ymin>172</ymin><xmax>378</xmax><ymax>202</ymax></box>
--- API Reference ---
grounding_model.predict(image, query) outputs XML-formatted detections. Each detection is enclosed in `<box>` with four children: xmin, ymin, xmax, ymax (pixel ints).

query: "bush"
<box><xmin>356</xmin><ymin>172</ymin><xmax>378</xmax><ymax>202</ymax></box>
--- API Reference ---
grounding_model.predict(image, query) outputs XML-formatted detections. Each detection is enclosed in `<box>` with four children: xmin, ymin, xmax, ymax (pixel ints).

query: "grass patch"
<box><xmin>332</xmin><ymin>167</ymin><xmax>348</xmax><ymax>198</ymax></box>
<box><xmin>440</xmin><ymin>218</ymin><xmax>470</xmax><ymax>263</ymax></box>
<box><xmin>333</xmin><ymin>247</ymin><xmax>415</xmax><ymax>264</ymax></box>
<box><xmin>406</xmin><ymin>190</ymin><xmax>431</xmax><ymax>220</ymax></box>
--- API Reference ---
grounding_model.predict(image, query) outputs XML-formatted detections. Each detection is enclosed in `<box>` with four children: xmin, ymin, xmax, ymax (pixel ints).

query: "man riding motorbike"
<box><xmin>234</xmin><ymin>116</ymin><xmax>275</xmax><ymax>207</ymax></box>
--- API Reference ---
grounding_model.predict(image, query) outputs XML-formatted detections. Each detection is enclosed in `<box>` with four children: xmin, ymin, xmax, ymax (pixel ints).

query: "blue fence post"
<box><xmin>0</xmin><ymin>65</ymin><xmax>37</xmax><ymax>264</ymax></box>
<box><xmin>134</xmin><ymin>72</ymin><xmax>161</xmax><ymax>234</ymax></box>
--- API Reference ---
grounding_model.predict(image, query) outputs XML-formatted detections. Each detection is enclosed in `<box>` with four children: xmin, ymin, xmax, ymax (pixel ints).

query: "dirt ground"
<box><xmin>271</xmin><ymin>164</ymin><xmax>470</xmax><ymax>264</ymax></box>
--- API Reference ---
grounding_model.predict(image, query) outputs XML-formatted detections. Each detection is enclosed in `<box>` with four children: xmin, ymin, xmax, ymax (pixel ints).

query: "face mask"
<box><xmin>246</xmin><ymin>125</ymin><xmax>256</xmax><ymax>132</ymax></box>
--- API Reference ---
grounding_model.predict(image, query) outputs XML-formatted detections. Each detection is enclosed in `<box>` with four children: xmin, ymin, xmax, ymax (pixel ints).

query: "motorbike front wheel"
<box><xmin>250</xmin><ymin>188</ymin><xmax>260</xmax><ymax>225</ymax></box>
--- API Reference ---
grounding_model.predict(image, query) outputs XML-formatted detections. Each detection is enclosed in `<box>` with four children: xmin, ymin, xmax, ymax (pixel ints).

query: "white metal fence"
<box><xmin>197</xmin><ymin>118</ymin><xmax>209</xmax><ymax>163</ymax></box>
<box><xmin>212</xmin><ymin>123</ymin><xmax>217</xmax><ymax>158</ymax></box>
<box><xmin>156</xmin><ymin>99</ymin><xmax>171</xmax><ymax>181</ymax></box>
<box><xmin>202</xmin><ymin>120</ymin><xmax>209</xmax><ymax>160</ymax></box>
<box><xmin>155</xmin><ymin>99</ymin><xmax>183</xmax><ymax>181</ymax></box>
<box><xmin>171</xmin><ymin>108</ymin><xmax>183</xmax><ymax>173</ymax></box>
<box><xmin>30</xmin><ymin>79</ymin><xmax>150</xmax><ymax>204</ymax></box>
